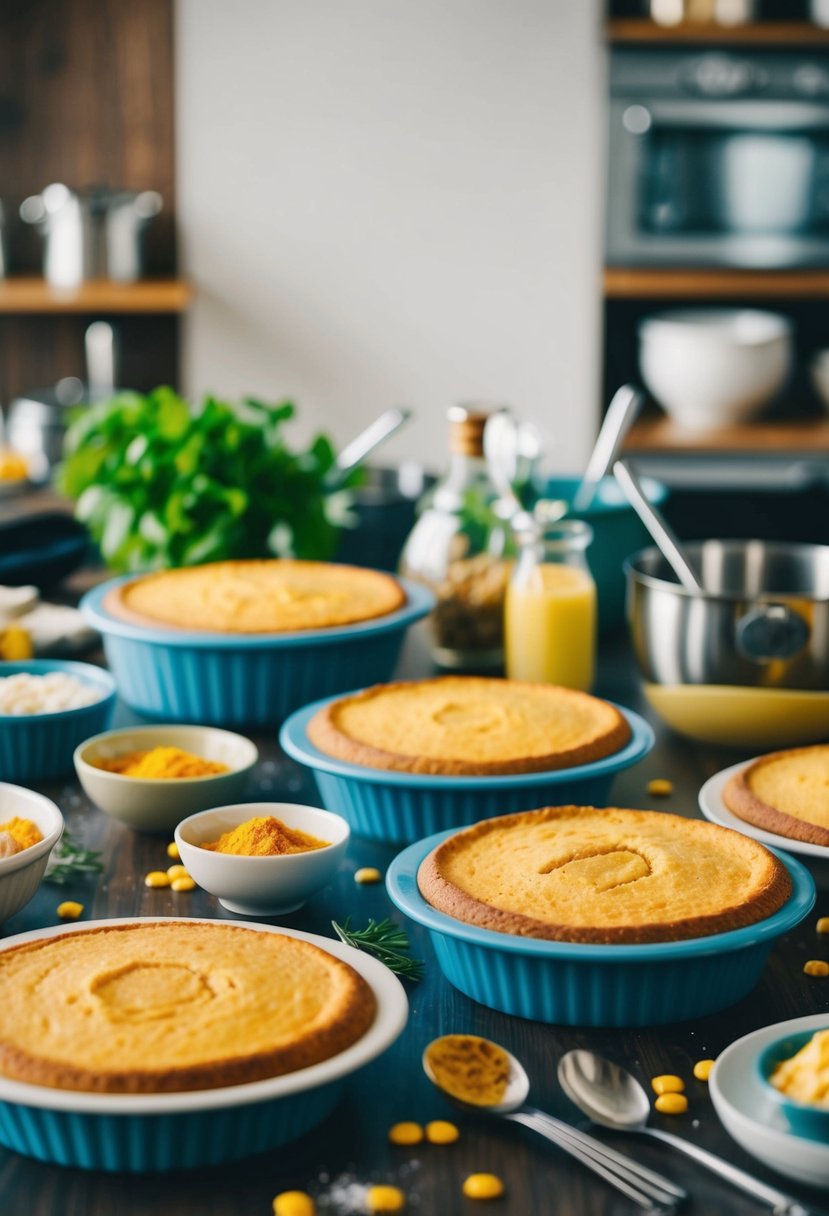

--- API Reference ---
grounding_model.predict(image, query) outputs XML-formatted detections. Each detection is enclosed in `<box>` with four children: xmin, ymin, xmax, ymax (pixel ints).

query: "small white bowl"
<box><xmin>0</xmin><ymin>783</ymin><xmax>63</xmax><ymax>923</ymax></box>
<box><xmin>175</xmin><ymin>802</ymin><xmax>350</xmax><ymax>915</ymax></box>
<box><xmin>74</xmin><ymin>725</ymin><xmax>259</xmax><ymax>833</ymax></box>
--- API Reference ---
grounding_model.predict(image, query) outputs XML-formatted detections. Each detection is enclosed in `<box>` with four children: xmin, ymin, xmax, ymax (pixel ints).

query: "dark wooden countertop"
<box><xmin>1</xmin><ymin>632</ymin><xmax>827</xmax><ymax>1216</ymax></box>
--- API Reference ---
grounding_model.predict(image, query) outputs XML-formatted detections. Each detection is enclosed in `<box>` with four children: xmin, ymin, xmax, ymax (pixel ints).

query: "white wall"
<box><xmin>175</xmin><ymin>0</ymin><xmax>605</xmax><ymax>473</ymax></box>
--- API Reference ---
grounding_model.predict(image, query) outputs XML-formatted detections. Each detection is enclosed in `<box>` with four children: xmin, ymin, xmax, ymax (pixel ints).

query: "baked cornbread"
<box><xmin>417</xmin><ymin>807</ymin><xmax>791</xmax><ymax>943</ymax></box>
<box><xmin>307</xmin><ymin>677</ymin><xmax>631</xmax><ymax>776</ymax></box>
<box><xmin>0</xmin><ymin>921</ymin><xmax>376</xmax><ymax>1093</ymax></box>
<box><xmin>724</xmin><ymin>745</ymin><xmax>829</xmax><ymax>848</ymax></box>
<box><xmin>105</xmin><ymin>560</ymin><xmax>406</xmax><ymax>633</ymax></box>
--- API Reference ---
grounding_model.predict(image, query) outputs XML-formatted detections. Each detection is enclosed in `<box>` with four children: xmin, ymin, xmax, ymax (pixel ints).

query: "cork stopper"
<box><xmin>448</xmin><ymin>404</ymin><xmax>496</xmax><ymax>457</ymax></box>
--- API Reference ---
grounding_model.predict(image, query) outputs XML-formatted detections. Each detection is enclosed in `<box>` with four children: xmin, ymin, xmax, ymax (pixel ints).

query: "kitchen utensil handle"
<box><xmin>333</xmin><ymin>407</ymin><xmax>412</xmax><ymax>477</ymax></box>
<box><xmin>644</xmin><ymin>1127</ymin><xmax>814</xmax><ymax>1215</ymax></box>
<box><xmin>613</xmin><ymin>459</ymin><xmax>702</xmax><ymax>593</ymax></box>
<box><xmin>507</xmin><ymin>1110</ymin><xmax>674</xmax><ymax>1210</ymax></box>
<box><xmin>572</xmin><ymin>384</ymin><xmax>643</xmax><ymax>514</ymax></box>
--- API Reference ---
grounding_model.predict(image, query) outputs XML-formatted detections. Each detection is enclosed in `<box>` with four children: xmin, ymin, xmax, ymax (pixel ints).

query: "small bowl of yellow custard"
<box><xmin>175</xmin><ymin>802</ymin><xmax>349</xmax><ymax>915</ymax></box>
<box><xmin>74</xmin><ymin>724</ymin><xmax>258</xmax><ymax>833</ymax></box>
<box><xmin>758</xmin><ymin>1027</ymin><xmax>829</xmax><ymax>1140</ymax></box>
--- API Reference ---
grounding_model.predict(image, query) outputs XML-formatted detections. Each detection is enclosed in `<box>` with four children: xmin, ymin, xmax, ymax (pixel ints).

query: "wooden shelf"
<box><xmin>604</xmin><ymin>267</ymin><xmax>829</xmax><ymax>300</ymax></box>
<box><xmin>0</xmin><ymin>277</ymin><xmax>193</xmax><ymax>314</ymax></box>
<box><xmin>607</xmin><ymin>19</ymin><xmax>829</xmax><ymax>45</ymax></box>
<box><xmin>623</xmin><ymin>414</ymin><xmax>829</xmax><ymax>453</ymax></box>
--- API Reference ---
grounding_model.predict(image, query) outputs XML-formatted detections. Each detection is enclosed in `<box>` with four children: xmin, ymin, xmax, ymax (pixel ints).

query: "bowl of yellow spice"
<box><xmin>74</xmin><ymin>725</ymin><xmax>259</xmax><ymax>833</ymax></box>
<box><xmin>0</xmin><ymin>782</ymin><xmax>63</xmax><ymax>923</ymax></box>
<box><xmin>175</xmin><ymin>802</ymin><xmax>350</xmax><ymax>915</ymax></box>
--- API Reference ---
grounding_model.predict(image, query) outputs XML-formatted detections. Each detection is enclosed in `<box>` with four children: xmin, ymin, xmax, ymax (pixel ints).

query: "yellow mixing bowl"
<box><xmin>644</xmin><ymin>683</ymin><xmax>829</xmax><ymax>750</ymax></box>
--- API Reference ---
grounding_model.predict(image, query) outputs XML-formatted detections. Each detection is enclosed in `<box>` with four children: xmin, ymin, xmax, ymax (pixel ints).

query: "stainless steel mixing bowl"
<box><xmin>626</xmin><ymin>540</ymin><xmax>829</xmax><ymax>690</ymax></box>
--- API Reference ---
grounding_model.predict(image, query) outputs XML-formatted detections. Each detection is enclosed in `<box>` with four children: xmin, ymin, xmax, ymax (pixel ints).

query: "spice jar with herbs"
<box><xmin>399</xmin><ymin>406</ymin><xmax>511</xmax><ymax>670</ymax></box>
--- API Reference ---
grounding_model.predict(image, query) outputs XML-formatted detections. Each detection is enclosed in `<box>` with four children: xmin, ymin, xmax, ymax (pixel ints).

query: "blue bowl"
<box><xmin>387</xmin><ymin>836</ymin><xmax>815</xmax><ymax>1027</ymax></box>
<box><xmin>280</xmin><ymin>697</ymin><xmax>654</xmax><ymax>844</ymax></box>
<box><xmin>0</xmin><ymin>660</ymin><xmax>116</xmax><ymax>782</ymax></box>
<box><xmin>80</xmin><ymin>576</ymin><xmax>434</xmax><ymax>729</ymax></box>
<box><xmin>542</xmin><ymin>475</ymin><xmax>668</xmax><ymax>633</ymax></box>
<box><xmin>0</xmin><ymin>918</ymin><xmax>408</xmax><ymax>1171</ymax></box>
<box><xmin>757</xmin><ymin>1029</ymin><xmax>829</xmax><ymax>1141</ymax></box>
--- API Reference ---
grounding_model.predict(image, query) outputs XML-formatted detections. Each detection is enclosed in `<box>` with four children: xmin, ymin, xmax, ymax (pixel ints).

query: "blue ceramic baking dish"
<box><xmin>0</xmin><ymin>918</ymin><xmax>407</xmax><ymax>1172</ymax></box>
<box><xmin>387</xmin><ymin>833</ymin><xmax>815</xmax><ymax>1027</ymax></box>
<box><xmin>0</xmin><ymin>660</ymin><xmax>116</xmax><ymax>782</ymax></box>
<box><xmin>80</xmin><ymin>575</ymin><xmax>434</xmax><ymax>728</ymax></box>
<box><xmin>280</xmin><ymin>698</ymin><xmax>654</xmax><ymax>844</ymax></box>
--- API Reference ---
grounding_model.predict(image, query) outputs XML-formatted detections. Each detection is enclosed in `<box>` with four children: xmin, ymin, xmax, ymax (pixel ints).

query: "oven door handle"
<box><xmin>622</xmin><ymin>98</ymin><xmax>829</xmax><ymax>131</ymax></box>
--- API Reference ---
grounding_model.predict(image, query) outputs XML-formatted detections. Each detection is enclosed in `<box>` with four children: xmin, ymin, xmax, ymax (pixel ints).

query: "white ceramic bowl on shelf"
<box><xmin>639</xmin><ymin>309</ymin><xmax>792</xmax><ymax>430</ymax></box>
<box><xmin>0</xmin><ymin>783</ymin><xmax>63</xmax><ymax>923</ymax></box>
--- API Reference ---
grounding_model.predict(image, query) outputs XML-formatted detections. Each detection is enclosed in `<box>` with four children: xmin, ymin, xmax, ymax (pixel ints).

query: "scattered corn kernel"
<box><xmin>654</xmin><ymin>1093</ymin><xmax>688</xmax><ymax>1115</ymax></box>
<box><xmin>171</xmin><ymin>875</ymin><xmax>196</xmax><ymax>892</ymax></box>
<box><xmin>366</xmin><ymin>1185</ymin><xmax>406</xmax><ymax>1212</ymax></box>
<box><xmin>272</xmin><ymin>1191</ymin><xmax>315</xmax><ymax>1216</ymax></box>
<box><xmin>647</xmin><ymin>778</ymin><xmax>673</xmax><ymax>797</ymax></box>
<box><xmin>388</xmin><ymin>1121</ymin><xmax>423</xmax><ymax>1146</ymax></box>
<box><xmin>166</xmin><ymin>864</ymin><xmax>190</xmax><ymax>880</ymax></box>
<box><xmin>355</xmin><ymin>867</ymin><xmax>382</xmax><ymax>885</ymax></box>
<box><xmin>166</xmin><ymin>841</ymin><xmax>180</xmax><ymax>861</ymax></box>
<box><xmin>462</xmin><ymin>1174</ymin><xmax>505</xmax><ymax>1200</ymax></box>
<box><xmin>425</xmin><ymin>1119</ymin><xmax>459</xmax><ymax>1144</ymax></box>
<box><xmin>693</xmin><ymin>1059</ymin><xmax>715</xmax><ymax>1082</ymax></box>
<box><xmin>144</xmin><ymin>870</ymin><xmax>171</xmax><ymax>888</ymax></box>
<box><xmin>651</xmin><ymin>1074</ymin><xmax>685</xmax><ymax>1095</ymax></box>
<box><xmin>817</xmin><ymin>917</ymin><xmax>829</xmax><ymax>935</ymax></box>
<box><xmin>804</xmin><ymin>959</ymin><xmax>829</xmax><ymax>977</ymax></box>
<box><xmin>56</xmin><ymin>901</ymin><xmax>83</xmax><ymax>921</ymax></box>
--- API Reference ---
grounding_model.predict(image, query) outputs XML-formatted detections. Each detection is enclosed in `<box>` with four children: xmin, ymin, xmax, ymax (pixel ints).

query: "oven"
<box><xmin>607</xmin><ymin>49</ymin><xmax>829</xmax><ymax>268</ymax></box>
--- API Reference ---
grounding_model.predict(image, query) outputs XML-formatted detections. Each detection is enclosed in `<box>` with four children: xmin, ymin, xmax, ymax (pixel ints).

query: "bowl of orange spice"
<box><xmin>74</xmin><ymin>725</ymin><xmax>258</xmax><ymax>833</ymax></box>
<box><xmin>175</xmin><ymin>802</ymin><xmax>350</xmax><ymax>914</ymax></box>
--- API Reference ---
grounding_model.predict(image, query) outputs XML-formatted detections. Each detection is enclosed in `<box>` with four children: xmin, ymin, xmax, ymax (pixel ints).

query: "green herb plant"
<box><xmin>45</xmin><ymin>833</ymin><xmax>104</xmax><ymax>885</ymax></box>
<box><xmin>332</xmin><ymin>916</ymin><xmax>424</xmax><ymax>981</ymax></box>
<box><xmin>58</xmin><ymin>389</ymin><xmax>357</xmax><ymax>571</ymax></box>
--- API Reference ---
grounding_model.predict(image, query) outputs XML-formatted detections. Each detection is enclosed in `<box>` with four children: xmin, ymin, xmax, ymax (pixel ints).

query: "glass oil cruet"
<box><xmin>504</xmin><ymin>517</ymin><xmax>597</xmax><ymax>691</ymax></box>
<box><xmin>399</xmin><ymin>404</ymin><xmax>512</xmax><ymax>670</ymax></box>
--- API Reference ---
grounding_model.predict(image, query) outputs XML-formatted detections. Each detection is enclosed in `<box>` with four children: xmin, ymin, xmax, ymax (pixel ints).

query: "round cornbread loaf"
<box><xmin>0</xmin><ymin>921</ymin><xmax>376</xmax><ymax>1093</ymax></box>
<box><xmin>105</xmin><ymin>560</ymin><xmax>406</xmax><ymax>633</ymax></box>
<box><xmin>307</xmin><ymin>677</ymin><xmax>631</xmax><ymax>776</ymax></box>
<box><xmin>724</xmin><ymin>745</ymin><xmax>829</xmax><ymax>848</ymax></box>
<box><xmin>417</xmin><ymin>806</ymin><xmax>792</xmax><ymax>944</ymax></box>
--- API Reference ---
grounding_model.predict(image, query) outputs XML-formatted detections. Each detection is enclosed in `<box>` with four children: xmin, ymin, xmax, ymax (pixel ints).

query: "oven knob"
<box><xmin>687</xmin><ymin>55</ymin><xmax>758</xmax><ymax>96</ymax></box>
<box><xmin>793</xmin><ymin>64</ymin><xmax>829</xmax><ymax>97</ymax></box>
<box><xmin>622</xmin><ymin>105</ymin><xmax>652</xmax><ymax>135</ymax></box>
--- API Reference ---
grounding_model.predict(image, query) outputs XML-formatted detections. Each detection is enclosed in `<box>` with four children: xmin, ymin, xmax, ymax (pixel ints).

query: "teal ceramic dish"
<box><xmin>757</xmin><ymin>1029</ymin><xmax>829</xmax><ymax>1141</ymax></box>
<box><xmin>386</xmin><ymin>836</ymin><xmax>815</xmax><ymax>1027</ymax></box>
<box><xmin>280</xmin><ymin>698</ymin><xmax>654</xmax><ymax>845</ymax></box>
<box><xmin>80</xmin><ymin>576</ymin><xmax>434</xmax><ymax>728</ymax></box>
<box><xmin>0</xmin><ymin>918</ymin><xmax>408</xmax><ymax>1172</ymax></box>
<box><xmin>542</xmin><ymin>475</ymin><xmax>667</xmax><ymax>632</ymax></box>
<box><xmin>0</xmin><ymin>660</ymin><xmax>116</xmax><ymax>781</ymax></box>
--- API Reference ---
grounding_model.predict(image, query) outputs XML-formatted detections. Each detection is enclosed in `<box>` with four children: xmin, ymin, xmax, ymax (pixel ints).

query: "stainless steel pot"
<box><xmin>626</xmin><ymin>540</ymin><xmax>829</xmax><ymax>690</ymax></box>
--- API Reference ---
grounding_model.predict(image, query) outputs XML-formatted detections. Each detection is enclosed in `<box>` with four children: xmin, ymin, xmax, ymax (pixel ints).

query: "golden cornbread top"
<box><xmin>0</xmin><ymin>921</ymin><xmax>375</xmax><ymax>1093</ymax></box>
<box><xmin>107</xmin><ymin>560</ymin><xmax>406</xmax><ymax>633</ymax></box>
<box><xmin>771</xmin><ymin>1029</ymin><xmax>829</xmax><ymax>1108</ymax></box>
<box><xmin>418</xmin><ymin>807</ymin><xmax>792</xmax><ymax>944</ymax></box>
<box><xmin>307</xmin><ymin>677</ymin><xmax>630</xmax><ymax>776</ymax></box>
<box><xmin>724</xmin><ymin>744</ymin><xmax>829</xmax><ymax>847</ymax></box>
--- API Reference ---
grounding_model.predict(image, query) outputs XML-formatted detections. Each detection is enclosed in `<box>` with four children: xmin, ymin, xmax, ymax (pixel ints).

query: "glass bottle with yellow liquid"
<box><xmin>504</xmin><ymin>519</ymin><xmax>597</xmax><ymax>691</ymax></box>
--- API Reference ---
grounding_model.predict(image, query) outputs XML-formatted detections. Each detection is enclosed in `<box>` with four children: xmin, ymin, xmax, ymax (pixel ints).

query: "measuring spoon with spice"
<box><xmin>423</xmin><ymin>1035</ymin><xmax>685</xmax><ymax>1211</ymax></box>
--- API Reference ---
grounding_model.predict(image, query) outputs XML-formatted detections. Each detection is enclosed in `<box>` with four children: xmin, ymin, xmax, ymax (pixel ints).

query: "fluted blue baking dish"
<box><xmin>80</xmin><ymin>575</ymin><xmax>433</xmax><ymax>728</ymax></box>
<box><xmin>0</xmin><ymin>918</ymin><xmax>407</xmax><ymax>1172</ymax></box>
<box><xmin>387</xmin><ymin>834</ymin><xmax>815</xmax><ymax>1027</ymax></box>
<box><xmin>280</xmin><ymin>698</ymin><xmax>654</xmax><ymax>844</ymax></box>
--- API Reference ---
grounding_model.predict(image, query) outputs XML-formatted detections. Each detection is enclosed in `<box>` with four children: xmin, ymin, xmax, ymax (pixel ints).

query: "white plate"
<box><xmin>0</xmin><ymin>917</ymin><xmax>408</xmax><ymax>1114</ymax></box>
<box><xmin>710</xmin><ymin>1013</ymin><xmax>829</xmax><ymax>1189</ymax></box>
<box><xmin>699</xmin><ymin>761</ymin><xmax>829</xmax><ymax>886</ymax></box>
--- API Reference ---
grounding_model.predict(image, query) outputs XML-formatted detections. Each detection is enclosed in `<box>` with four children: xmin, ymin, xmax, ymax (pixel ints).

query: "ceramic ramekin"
<box><xmin>756</xmin><ymin>1028</ymin><xmax>829</xmax><ymax>1141</ymax></box>
<box><xmin>0</xmin><ymin>660</ymin><xmax>116</xmax><ymax>782</ymax></box>
<box><xmin>0</xmin><ymin>784</ymin><xmax>63</xmax><ymax>923</ymax></box>
<box><xmin>386</xmin><ymin>834</ymin><xmax>815</xmax><ymax>1027</ymax></box>
<box><xmin>279</xmin><ymin>697</ymin><xmax>654</xmax><ymax>845</ymax></box>
<box><xmin>80</xmin><ymin>576</ymin><xmax>434</xmax><ymax>729</ymax></box>
<box><xmin>0</xmin><ymin>918</ymin><xmax>408</xmax><ymax>1172</ymax></box>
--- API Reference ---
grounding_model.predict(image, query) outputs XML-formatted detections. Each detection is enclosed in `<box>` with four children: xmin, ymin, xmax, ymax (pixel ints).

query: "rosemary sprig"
<box><xmin>332</xmin><ymin>916</ymin><xmax>424</xmax><ymax>981</ymax></box>
<box><xmin>45</xmin><ymin>833</ymin><xmax>104</xmax><ymax>886</ymax></box>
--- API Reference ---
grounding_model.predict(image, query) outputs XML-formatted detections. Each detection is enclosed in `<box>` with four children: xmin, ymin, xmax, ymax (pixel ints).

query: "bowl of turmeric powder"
<box><xmin>0</xmin><ymin>782</ymin><xmax>63</xmax><ymax>924</ymax></box>
<box><xmin>74</xmin><ymin>725</ymin><xmax>259</xmax><ymax>833</ymax></box>
<box><xmin>175</xmin><ymin>802</ymin><xmax>350</xmax><ymax>915</ymax></box>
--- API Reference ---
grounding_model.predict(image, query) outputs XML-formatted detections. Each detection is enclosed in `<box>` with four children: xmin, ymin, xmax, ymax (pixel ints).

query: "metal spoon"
<box><xmin>572</xmin><ymin>384</ymin><xmax>644</xmax><ymax>514</ymax></box>
<box><xmin>423</xmin><ymin>1035</ymin><xmax>685</xmax><ymax>1211</ymax></box>
<box><xmin>483</xmin><ymin>410</ymin><xmax>566</xmax><ymax>528</ymax></box>
<box><xmin>327</xmin><ymin>406</ymin><xmax>413</xmax><ymax>485</ymax></box>
<box><xmin>613</xmin><ymin>458</ymin><xmax>703</xmax><ymax>593</ymax></box>
<box><xmin>558</xmin><ymin>1050</ymin><xmax>815</xmax><ymax>1216</ymax></box>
